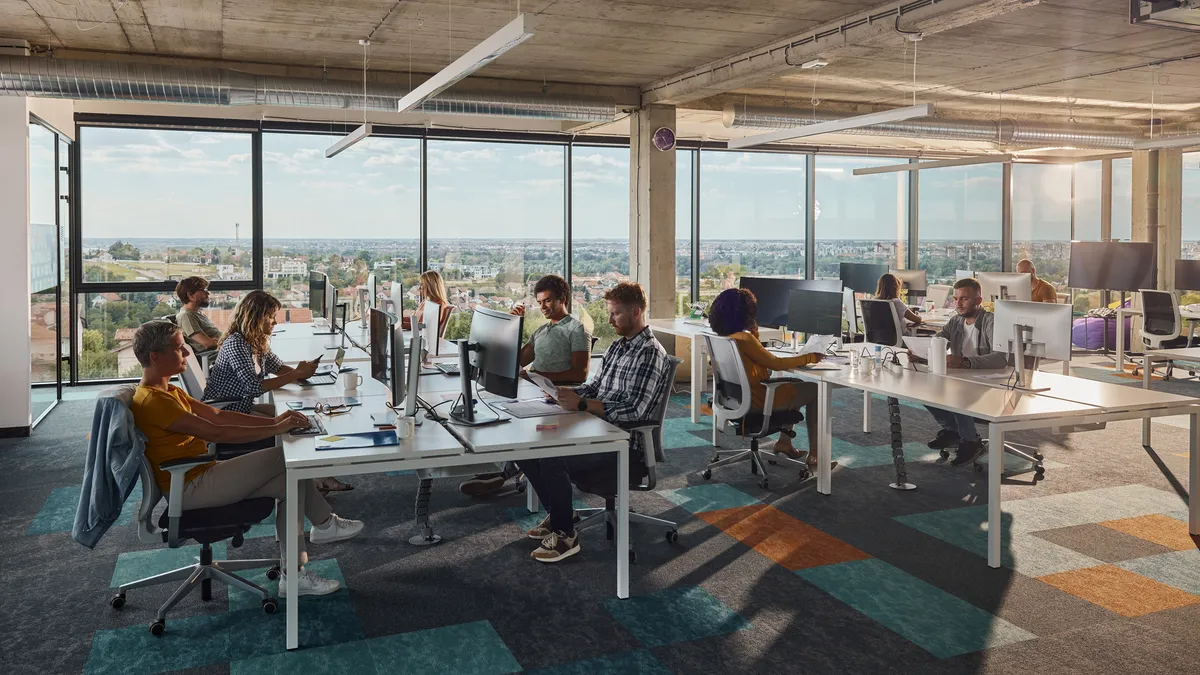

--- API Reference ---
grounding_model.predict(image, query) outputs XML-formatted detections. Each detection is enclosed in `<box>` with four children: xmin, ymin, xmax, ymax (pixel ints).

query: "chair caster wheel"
<box><xmin>110</xmin><ymin>594</ymin><xmax>125</xmax><ymax>609</ymax></box>
<box><xmin>1034</xmin><ymin>453</ymin><xmax>1044</xmax><ymax>461</ymax></box>
<box><xmin>263</xmin><ymin>598</ymin><xmax>278</xmax><ymax>614</ymax></box>
<box><xmin>974</xmin><ymin>463</ymin><xmax>984</xmax><ymax>472</ymax></box>
<box><xmin>629</xmin><ymin>550</ymin><xmax>637</xmax><ymax>564</ymax></box>
<box><xmin>768</xmin><ymin>459</ymin><xmax>777</xmax><ymax>465</ymax></box>
<box><xmin>798</xmin><ymin>467</ymin><xmax>811</xmax><ymax>481</ymax></box>
<box><xmin>666</xmin><ymin>530</ymin><xmax>679</xmax><ymax>543</ymax></box>
<box><xmin>711</xmin><ymin>455</ymin><xmax>721</xmax><ymax>463</ymax></box>
<box><xmin>759</xmin><ymin>479</ymin><xmax>769</xmax><ymax>489</ymax></box>
<box><xmin>1035</xmin><ymin>466</ymin><xmax>1045</xmax><ymax>476</ymax></box>
<box><xmin>266</xmin><ymin>566</ymin><xmax>280</xmax><ymax>581</ymax></box>
<box><xmin>516</xmin><ymin>482</ymin><xmax>527</xmax><ymax>494</ymax></box>
<box><xmin>939</xmin><ymin>450</ymin><xmax>950</xmax><ymax>459</ymax></box>
<box><xmin>149</xmin><ymin>620</ymin><xmax>165</xmax><ymax>636</ymax></box>
<box><xmin>701</xmin><ymin>469</ymin><xmax>712</xmax><ymax>480</ymax></box>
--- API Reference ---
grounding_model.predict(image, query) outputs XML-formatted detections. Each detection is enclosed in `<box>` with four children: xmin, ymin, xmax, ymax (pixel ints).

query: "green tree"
<box><xmin>108</xmin><ymin>240</ymin><xmax>141</xmax><ymax>260</ymax></box>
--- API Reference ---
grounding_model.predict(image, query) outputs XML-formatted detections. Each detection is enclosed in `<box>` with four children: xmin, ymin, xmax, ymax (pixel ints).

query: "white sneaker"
<box><xmin>309</xmin><ymin>514</ymin><xmax>364</xmax><ymax>544</ymax></box>
<box><xmin>278</xmin><ymin>567</ymin><xmax>340</xmax><ymax>597</ymax></box>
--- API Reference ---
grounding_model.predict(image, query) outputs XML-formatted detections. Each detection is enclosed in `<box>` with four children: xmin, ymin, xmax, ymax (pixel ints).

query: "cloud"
<box><xmin>518</xmin><ymin>148</ymin><xmax>563</xmax><ymax>167</ymax></box>
<box><xmin>84</xmin><ymin>130</ymin><xmax>250</xmax><ymax>175</ymax></box>
<box><xmin>428</xmin><ymin>147</ymin><xmax>499</xmax><ymax>163</ymax></box>
<box><xmin>574</xmin><ymin>152</ymin><xmax>626</xmax><ymax>168</ymax></box>
<box><xmin>363</xmin><ymin>153</ymin><xmax>417</xmax><ymax>167</ymax></box>
<box><xmin>518</xmin><ymin>178</ymin><xmax>562</xmax><ymax>191</ymax></box>
<box><xmin>572</xmin><ymin>170</ymin><xmax>625</xmax><ymax>187</ymax></box>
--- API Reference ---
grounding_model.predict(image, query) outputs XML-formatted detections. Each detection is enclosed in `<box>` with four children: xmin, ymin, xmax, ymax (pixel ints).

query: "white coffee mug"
<box><xmin>342</xmin><ymin>371</ymin><xmax>363</xmax><ymax>392</ymax></box>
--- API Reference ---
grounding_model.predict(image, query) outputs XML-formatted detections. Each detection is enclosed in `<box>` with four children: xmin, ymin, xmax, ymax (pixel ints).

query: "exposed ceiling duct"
<box><xmin>0</xmin><ymin>56</ymin><xmax>615</xmax><ymax>122</ymax></box>
<box><xmin>723</xmin><ymin>104</ymin><xmax>1151</xmax><ymax>150</ymax></box>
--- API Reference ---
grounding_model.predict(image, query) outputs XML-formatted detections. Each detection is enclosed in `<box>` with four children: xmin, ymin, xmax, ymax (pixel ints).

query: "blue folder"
<box><xmin>313</xmin><ymin>430</ymin><xmax>400</xmax><ymax>451</ymax></box>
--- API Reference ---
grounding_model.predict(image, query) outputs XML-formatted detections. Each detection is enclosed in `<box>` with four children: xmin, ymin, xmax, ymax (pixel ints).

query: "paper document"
<box><xmin>903</xmin><ymin>337</ymin><xmax>933</xmax><ymax>361</ymax></box>
<box><xmin>526</xmin><ymin>372</ymin><xmax>559</xmax><ymax>401</ymax></box>
<box><xmin>494</xmin><ymin>398</ymin><xmax>574</xmax><ymax>419</ymax></box>
<box><xmin>798</xmin><ymin>334</ymin><xmax>838</xmax><ymax>355</ymax></box>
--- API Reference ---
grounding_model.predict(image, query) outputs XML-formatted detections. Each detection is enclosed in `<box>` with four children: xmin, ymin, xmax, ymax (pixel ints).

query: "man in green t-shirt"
<box><xmin>459</xmin><ymin>274</ymin><xmax>593</xmax><ymax>496</ymax></box>
<box><xmin>175</xmin><ymin>276</ymin><xmax>222</xmax><ymax>352</ymax></box>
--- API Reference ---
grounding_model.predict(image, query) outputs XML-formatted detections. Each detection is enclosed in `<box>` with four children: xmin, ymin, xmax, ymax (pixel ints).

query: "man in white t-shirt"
<box><xmin>921</xmin><ymin>278</ymin><xmax>1008</xmax><ymax>467</ymax></box>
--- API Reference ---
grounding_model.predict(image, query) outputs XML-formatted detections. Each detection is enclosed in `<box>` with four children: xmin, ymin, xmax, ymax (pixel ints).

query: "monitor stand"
<box><xmin>447</xmin><ymin>345</ymin><xmax>504</xmax><ymax>427</ymax></box>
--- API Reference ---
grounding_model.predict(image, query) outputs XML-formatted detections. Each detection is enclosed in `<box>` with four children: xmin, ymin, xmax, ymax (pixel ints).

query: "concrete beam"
<box><xmin>641</xmin><ymin>0</ymin><xmax>1042</xmax><ymax>106</ymax></box>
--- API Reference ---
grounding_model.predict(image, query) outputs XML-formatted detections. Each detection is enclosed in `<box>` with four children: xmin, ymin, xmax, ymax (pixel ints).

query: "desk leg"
<box><xmin>817</xmin><ymin>381</ymin><xmax>833</xmax><ymax>495</ymax></box>
<box><xmin>285</xmin><ymin>474</ymin><xmax>300</xmax><ymax>650</ymax></box>
<box><xmin>1115</xmin><ymin>310</ymin><xmax>1127</xmax><ymax>373</ymax></box>
<box><xmin>616</xmin><ymin>446</ymin><xmax>630</xmax><ymax>599</ymax></box>
<box><xmin>526</xmin><ymin>479</ymin><xmax>540</xmax><ymax>514</ymax></box>
<box><xmin>1190</xmin><ymin>413</ymin><xmax>1200</xmax><ymax>537</ymax></box>
<box><xmin>690</xmin><ymin>337</ymin><xmax>704</xmax><ymax>424</ymax></box>
<box><xmin>1143</xmin><ymin>357</ymin><xmax>1154</xmax><ymax>446</ymax></box>
<box><xmin>987</xmin><ymin>425</ymin><xmax>1003</xmax><ymax>569</ymax></box>
<box><xmin>862</xmin><ymin>390</ymin><xmax>871</xmax><ymax>434</ymax></box>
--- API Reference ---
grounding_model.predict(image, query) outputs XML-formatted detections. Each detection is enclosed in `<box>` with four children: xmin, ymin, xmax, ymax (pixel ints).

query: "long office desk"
<box><xmin>278</xmin><ymin>378</ymin><xmax>630</xmax><ymax>650</ymax></box>
<box><xmin>780</xmin><ymin>361</ymin><xmax>1200</xmax><ymax>569</ymax></box>
<box><xmin>1113</xmin><ymin>306</ymin><xmax>1200</xmax><ymax>373</ymax></box>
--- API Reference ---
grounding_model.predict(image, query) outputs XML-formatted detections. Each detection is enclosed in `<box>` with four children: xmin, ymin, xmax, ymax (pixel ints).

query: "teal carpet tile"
<box><xmin>797</xmin><ymin>558</ymin><xmax>1036</xmax><ymax>659</ymax></box>
<box><xmin>228</xmin><ymin>558</ymin><xmax>346</xmax><ymax>611</ymax></box>
<box><xmin>363</xmin><ymin>620</ymin><xmax>521</xmax><ymax>675</ymax></box>
<box><xmin>529</xmin><ymin>650</ymin><xmax>670</xmax><ymax>675</ymax></box>
<box><xmin>657</xmin><ymin>484</ymin><xmax>760</xmax><ymax>515</ymax></box>
<box><xmin>603</xmin><ymin>586</ymin><xmax>751</xmax><ymax>648</ymax></box>
<box><xmin>111</xmin><ymin>542</ymin><xmax>228</xmax><ymax>589</ymax></box>
<box><xmin>27</xmin><ymin>483</ymin><xmax>139</xmax><ymax>536</ymax></box>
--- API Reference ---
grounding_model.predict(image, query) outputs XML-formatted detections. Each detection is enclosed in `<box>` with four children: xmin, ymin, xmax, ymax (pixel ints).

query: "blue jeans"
<box><xmin>925</xmin><ymin>406</ymin><xmax>980</xmax><ymax>443</ymax></box>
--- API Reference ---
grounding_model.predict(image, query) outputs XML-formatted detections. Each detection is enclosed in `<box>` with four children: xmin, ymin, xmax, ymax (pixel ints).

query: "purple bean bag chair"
<box><xmin>1071</xmin><ymin>301</ymin><xmax>1133</xmax><ymax>350</ymax></box>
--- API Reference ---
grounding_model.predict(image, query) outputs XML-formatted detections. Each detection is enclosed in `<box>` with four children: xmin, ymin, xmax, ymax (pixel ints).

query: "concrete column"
<box><xmin>0</xmin><ymin>97</ymin><xmax>32</xmax><ymax>434</ymax></box>
<box><xmin>1131</xmin><ymin>149</ymin><xmax>1183</xmax><ymax>289</ymax></box>
<box><xmin>629</xmin><ymin>105</ymin><xmax>676</xmax><ymax>319</ymax></box>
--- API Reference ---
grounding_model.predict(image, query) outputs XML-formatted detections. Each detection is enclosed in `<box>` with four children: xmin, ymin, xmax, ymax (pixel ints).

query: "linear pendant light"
<box><xmin>1132</xmin><ymin>134</ymin><xmax>1200</xmax><ymax>150</ymax></box>
<box><xmin>396</xmin><ymin>13</ymin><xmax>535</xmax><ymax>114</ymax></box>
<box><xmin>852</xmin><ymin>154</ymin><xmax>1013</xmax><ymax>176</ymax></box>
<box><xmin>726</xmin><ymin>103</ymin><xmax>934</xmax><ymax>150</ymax></box>
<box><xmin>326</xmin><ymin>123</ymin><xmax>373</xmax><ymax>158</ymax></box>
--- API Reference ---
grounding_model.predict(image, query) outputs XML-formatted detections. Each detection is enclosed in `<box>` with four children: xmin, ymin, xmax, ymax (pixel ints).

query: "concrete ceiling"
<box><xmin>2</xmin><ymin>0</ymin><xmax>1199</xmax><ymax>150</ymax></box>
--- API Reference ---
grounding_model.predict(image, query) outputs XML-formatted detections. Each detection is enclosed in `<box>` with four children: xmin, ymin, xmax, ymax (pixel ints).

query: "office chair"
<box><xmin>842</xmin><ymin>288</ymin><xmax>863</xmax><ymax>342</ymax></box>
<box><xmin>927</xmin><ymin>285</ymin><xmax>953</xmax><ymax>311</ymax></box>
<box><xmin>100</xmin><ymin>388</ymin><xmax>280</xmax><ymax>636</ymax></box>
<box><xmin>1134</xmin><ymin>289</ymin><xmax>1193</xmax><ymax>381</ymax></box>
<box><xmin>160</xmin><ymin>314</ymin><xmax>216</xmax><ymax>371</ymax></box>
<box><xmin>701</xmin><ymin>335</ymin><xmax>810</xmax><ymax>489</ymax></box>
<box><xmin>573</xmin><ymin>357</ymin><xmax>683</xmax><ymax>560</ymax></box>
<box><xmin>860</xmin><ymin>299</ymin><xmax>905</xmax><ymax>348</ymax></box>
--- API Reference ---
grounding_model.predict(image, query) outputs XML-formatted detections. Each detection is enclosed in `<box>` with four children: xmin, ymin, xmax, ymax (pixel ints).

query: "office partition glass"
<box><xmin>1112</xmin><ymin>158</ymin><xmax>1133</xmax><ymax>242</ymax></box>
<box><xmin>676</xmin><ymin>149</ymin><xmax>694</xmax><ymax>316</ymax></box>
<box><xmin>79</xmin><ymin>127</ymin><xmax>253</xmax><ymax>284</ymax></box>
<box><xmin>697</xmin><ymin>150</ymin><xmax>806</xmax><ymax>307</ymax></box>
<box><xmin>1184</xmin><ymin>153</ymin><xmax>1200</xmax><ymax>260</ymax></box>
<box><xmin>571</xmin><ymin>145</ymin><xmax>626</xmax><ymax>350</ymax></box>
<box><xmin>29</xmin><ymin>123</ymin><xmax>58</xmax><ymax>419</ymax></box>
<box><xmin>262</xmin><ymin>133</ymin><xmax>420</xmax><ymax>323</ymax></box>
<box><xmin>1011</xmin><ymin>163</ymin><xmax>1073</xmax><ymax>290</ymax></box>
<box><xmin>917</xmin><ymin>163</ymin><xmax>1002</xmax><ymax>282</ymax></box>
<box><xmin>428</xmin><ymin>140</ymin><xmax>566</xmax><ymax>342</ymax></box>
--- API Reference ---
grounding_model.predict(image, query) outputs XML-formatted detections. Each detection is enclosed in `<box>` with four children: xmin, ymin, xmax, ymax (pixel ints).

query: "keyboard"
<box><xmin>683</xmin><ymin>320</ymin><xmax>709</xmax><ymax>327</ymax></box>
<box><xmin>300</xmin><ymin>372</ymin><xmax>337</xmax><ymax>386</ymax></box>
<box><xmin>435</xmin><ymin>363</ymin><xmax>460</xmax><ymax>376</ymax></box>
<box><xmin>289</xmin><ymin>414</ymin><xmax>326</xmax><ymax>436</ymax></box>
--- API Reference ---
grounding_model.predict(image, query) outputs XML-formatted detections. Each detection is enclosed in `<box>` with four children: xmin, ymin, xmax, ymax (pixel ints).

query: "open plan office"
<box><xmin>3</xmin><ymin>2</ymin><xmax>1200</xmax><ymax>674</ymax></box>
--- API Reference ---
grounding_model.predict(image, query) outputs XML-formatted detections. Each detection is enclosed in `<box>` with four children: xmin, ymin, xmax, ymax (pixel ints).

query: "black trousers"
<box><xmin>518</xmin><ymin>453</ymin><xmax>617</xmax><ymax>534</ymax></box>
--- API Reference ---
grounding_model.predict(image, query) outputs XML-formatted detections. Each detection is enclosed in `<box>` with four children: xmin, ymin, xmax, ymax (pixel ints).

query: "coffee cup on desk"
<box><xmin>342</xmin><ymin>371</ymin><xmax>363</xmax><ymax>393</ymax></box>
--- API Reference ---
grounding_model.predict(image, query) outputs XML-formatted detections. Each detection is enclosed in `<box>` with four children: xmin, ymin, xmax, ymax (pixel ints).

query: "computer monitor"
<box><xmin>1067</xmin><ymin>241</ymin><xmax>1156</xmax><ymax>292</ymax></box>
<box><xmin>978</xmin><ymin>272</ymin><xmax>1032</xmax><ymax>302</ymax></box>
<box><xmin>450</xmin><ymin>307</ymin><xmax>523</xmax><ymax>425</ymax></box>
<box><xmin>787</xmin><ymin>289</ymin><xmax>843</xmax><ymax>336</ymax></box>
<box><xmin>956</xmin><ymin>269</ymin><xmax>975</xmax><ymax>281</ymax></box>
<box><xmin>839</xmin><ymin>262</ymin><xmax>889</xmax><ymax>294</ymax></box>
<box><xmin>309</xmin><ymin>271</ymin><xmax>327</xmax><ymax>320</ymax></box>
<box><xmin>389</xmin><ymin>281</ymin><xmax>405</xmax><ymax>321</ymax></box>
<box><xmin>738</xmin><ymin>277</ymin><xmax>836</xmax><ymax>328</ymax></box>
<box><xmin>367</xmin><ymin>272</ymin><xmax>378</xmax><ymax>310</ymax></box>
<box><xmin>1174</xmin><ymin>259</ymin><xmax>1200</xmax><ymax>292</ymax></box>
<box><xmin>422</xmin><ymin>300</ymin><xmax>442</xmax><ymax>357</ymax></box>
<box><xmin>369</xmin><ymin>308</ymin><xmax>391</xmax><ymax>388</ymax></box>
<box><xmin>888</xmin><ymin>269</ymin><xmax>928</xmax><ymax>295</ymax></box>
<box><xmin>993</xmin><ymin>300</ymin><xmax>1072</xmax><ymax>388</ymax></box>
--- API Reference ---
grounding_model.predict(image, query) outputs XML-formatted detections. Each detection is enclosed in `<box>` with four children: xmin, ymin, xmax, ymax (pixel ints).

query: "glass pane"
<box><xmin>1112</xmin><ymin>158</ymin><xmax>1132</xmax><ymax>241</ymax></box>
<box><xmin>80</xmin><ymin>292</ymin><xmax>185</xmax><ymax>380</ymax></box>
<box><xmin>1184</xmin><ymin>153</ymin><xmax>1200</xmax><ymax>260</ymax></box>
<box><xmin>676</xmin><ymin>149</ymin><xmax>693</xmax><ymax>316</ymax></box>
<box><xmin>571</xmin><ymin>145</ymin><xmax>626</xmax><ymax>351</ymax></box>
<box><xmin>1073</xmin><ymin>161</ymin><xmax>1102</xmax><ymax>242</ymax></box>
<box><xmin>30</xmin><ymin>125</ymin><xmax>58</xmax><ymax>417</ymax></box>
<box><xmin>427</xmin><ymin>141</ymin><xmax>565</xmax><ymax>343</ymax></box>
<box><xmin>1012</xmin><ymin>164</ymin><xmax>1073</xmax><ymax>291</ymax></box>
<box><xmin>698</xmin><ymin>150</ymin><xmax>806</xmax><ymax>307</ymax></box>
<box><xmin>917</xmin><ymin>163</ymin><xmax>1002</xmax><ymax>282</ymax></box>
<box><xmin>262</xmin><ymin>133</ymin><xmax>420</xmax><ymax>323</ymax></box>
<box><xmin>80</xmin><ymin>128</ymin><xmax>253</xmax><ymax>283</ymax></box>
<box><xmin>814</xmin><ymin>156</ymin><xmax>908</xmax><ymax>278</ymax></box>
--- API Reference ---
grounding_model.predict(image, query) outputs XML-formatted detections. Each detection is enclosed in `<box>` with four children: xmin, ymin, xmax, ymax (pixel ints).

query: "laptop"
<box><xmin>300</xmin><ymin>347</ymin><xmax>346</xmax><ymax>386</ymax></box>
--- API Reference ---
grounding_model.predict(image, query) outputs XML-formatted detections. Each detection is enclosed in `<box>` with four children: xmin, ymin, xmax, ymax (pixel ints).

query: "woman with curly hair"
<box><xmin>707</xmin><ymin>287</ymin><xmax>832</xmax><ymax>469</ymax></box>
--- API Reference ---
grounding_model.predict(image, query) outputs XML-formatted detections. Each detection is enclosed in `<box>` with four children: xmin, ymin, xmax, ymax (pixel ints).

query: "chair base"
<box><xmin>952</xmin><ymin>441</ymin><xmax>1045</xmax><ymax>482</ymax></box>
<box><xmin>111</xmin><ymin>543</ymin><xmax>279</xmax><ymax>632</ymax></box>
<box><xmin>576</xmin><ymin>503</ymin><xmax>680</xmax><ymax>551</ymax></box>
<box><xmin>701</xmin><ymin>438</ymin><xmax>811</xmax><ymax>489</ymax></box>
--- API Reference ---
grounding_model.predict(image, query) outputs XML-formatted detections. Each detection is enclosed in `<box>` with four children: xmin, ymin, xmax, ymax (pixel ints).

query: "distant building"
<box><xmin>265</xmin><ymin>256</ymin><xmax>308</xmax><ymax>278</ymax></box>
<box><xmin>91</xmin><ymin>292</ymin><xmax>122</xmax><ymax>308</ymax></box>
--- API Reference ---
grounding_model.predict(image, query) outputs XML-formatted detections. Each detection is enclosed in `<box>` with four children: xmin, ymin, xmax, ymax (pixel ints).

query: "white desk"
<box><xmin>781</xmin><ymin>361</ymin><xmax>1200</xmax><ymax>569</ymax></box>
<box><xmin>280</xmin><ymin>382</ymin><xmax>630</xmax><ymax>650</ymax></box>
<box><xmin>1114</xmin><ymin>306</ymin><xmax>1200</xmax><ymax>373</ymax></box>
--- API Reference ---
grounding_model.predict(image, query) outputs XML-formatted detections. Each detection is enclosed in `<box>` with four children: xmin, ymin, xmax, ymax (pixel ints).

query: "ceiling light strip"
<box><xmin>1132</xmin><ymin>134</ymin><xmax>1200</xmax><ymax>150</ymax></box>
<box><xmin>727</xmin><ymin>103</ymin><xmax>933</xmax><ymax>150</ymax></box>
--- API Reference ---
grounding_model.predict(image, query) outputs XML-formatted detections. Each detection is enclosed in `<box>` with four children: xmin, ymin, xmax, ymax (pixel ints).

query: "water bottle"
<box><xmin>873</xmin><ymin>345</ymin><xmax>883</xmax><ymax>374</ymax></box>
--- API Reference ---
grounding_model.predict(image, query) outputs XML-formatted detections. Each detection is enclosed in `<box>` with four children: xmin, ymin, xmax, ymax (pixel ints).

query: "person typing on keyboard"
<box><xmin>130</xmin><ymin>320</ymin><xmax>365</xmax><ymax>597</ymax></box>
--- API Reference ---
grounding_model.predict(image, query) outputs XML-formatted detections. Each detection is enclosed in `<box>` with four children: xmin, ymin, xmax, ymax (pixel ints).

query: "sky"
<box><xmin>72</xmin><ymin>126</ymin><xmax>1200</xmax><ymax>243</ymax></box>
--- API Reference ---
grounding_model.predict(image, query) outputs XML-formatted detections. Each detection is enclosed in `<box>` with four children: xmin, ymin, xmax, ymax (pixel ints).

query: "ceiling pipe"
<box><xmin>0</xmin><ymin>55</ymin><xmax>615</xmax><ymax>122</ymax></box>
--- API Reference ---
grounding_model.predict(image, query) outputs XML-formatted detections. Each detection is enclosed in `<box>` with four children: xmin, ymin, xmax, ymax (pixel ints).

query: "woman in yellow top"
<box><xmin>708</xmin><ymin>288</ymin><xmax>830</xmax><ymax>469</ymax></box>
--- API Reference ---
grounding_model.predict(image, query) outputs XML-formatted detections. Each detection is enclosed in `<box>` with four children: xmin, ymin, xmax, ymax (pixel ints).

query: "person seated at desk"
<box><xmin>518</xmin><ymin>282</ymin><xmax>671</xmax><ymax>564</ymax></box>
<box><xmin>401</xmin><ymin>270</ymin><xmax>453</xmax><ymax>336</ymax></box>
<box><xmin>175</xmin><ymin>276</ymin><xmax>221</xmax><ymax>352</ymax></box>
<box><xmin>459</xmin><ymin>274</ymin><xmax>592</xmax><ymax>497</ymax></box>
<box><xmin>1017</xmin><ymin>259</ymin><xmax>1057</xmax><ymax>303</ymax></box>
<box><xmin>206</xmin><ymin>291</ymin><xmax>353</xmax><ymax>492</ymax></box>
<box><xmin>914</xmin><ymin>278</ymin><xmax>1009</xmax><ymax>466</ymax></box>
<box><xmin>130</xmin><ymin>320</ymin><xmax>364</xmax><ymax>596</ymax></box>
<box><xmin>876</xmin><ymin>273</ymin><xmax>923</xmax><ymax>331</ymax></box>
<box><xmin>709</xmin><ymin>288</ymin><xmax>832</xmax><ymax>469</ymax></box>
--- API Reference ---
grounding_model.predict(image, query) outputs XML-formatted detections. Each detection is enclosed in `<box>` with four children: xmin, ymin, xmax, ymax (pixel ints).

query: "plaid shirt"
<box><xmin>203</xmin><ymin>332</ymin><xmax>283</xmax><ymax>414</ymax></box>
<box><xmin>575</xmin><ymin>326</ymin><xmax>670</xmax><ymax>450</ymax></box>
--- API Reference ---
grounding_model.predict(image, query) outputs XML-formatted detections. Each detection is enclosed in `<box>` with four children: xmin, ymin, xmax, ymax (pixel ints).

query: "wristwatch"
<box><xmin>963</xmin><ymin>358</ymin><xmax>973</xmax><ymax>369</ymax></box>
<box><xmin>577</xmin><ymin>398</ymin><xmax>590</xmax><ymax>412</ymax></box>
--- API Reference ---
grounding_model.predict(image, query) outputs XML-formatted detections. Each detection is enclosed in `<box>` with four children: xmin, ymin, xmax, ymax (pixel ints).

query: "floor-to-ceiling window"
<box><xmin>917</xmin><ymin>163</ymin><xmax>1002</xmax><ymax>282</ymax></box>
<box><xmin>676</xmin><ymin>149</ymin><xmax>695</xmax><ymax>316</ymax></box>
<box><xmin>428</xmin><ymin>140</ymin><xmax>566</xmax><ymax>342</ymax></box>
<box><xmin>1112</xmin><ymin>158</ymin><xmax>1133</xmax><ymax>242</ymax></box>
<box><xmin>814</xmin><ymin>156</ymin><xmax>909</xmax><ymax>278</ymax></box>
<box><xmin>1183</xmin><ymin>152</ymin><xmax>1200</xmax><ymax>260</ymax></box>
<box><xmin>571</xmin><ymin>144</ymin><xmax>626</xmax><ymax>350</ymax></box>
<box><xmin>1011</xmin><ymin>163</ymin><xmax>1073</xmax><ymax>290</ymax></box>
<box><xmin>262</xmin><ymin>133</ymin><xmax>420</xmax><ymax>323</ymax></box>
<box><xmin>697</xmin><ymin>150</ymin><xmax>806</xmax><ymax>306</ymax></box>
<box><xmin>29</xmin><ymin>122</ymin><xmax>59</xmax><ymax>421</ymax></box>
<box><xmin>1071</xmin><ymin>160</ymin><xmax>1105</xmax><ymax>311</ymax></box>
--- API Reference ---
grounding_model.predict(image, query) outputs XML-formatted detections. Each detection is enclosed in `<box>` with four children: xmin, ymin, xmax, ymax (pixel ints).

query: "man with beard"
<box><xmin>175</xmin><ymin>276</ymin><xmax>222</xmax><ymax>351</ymax></box>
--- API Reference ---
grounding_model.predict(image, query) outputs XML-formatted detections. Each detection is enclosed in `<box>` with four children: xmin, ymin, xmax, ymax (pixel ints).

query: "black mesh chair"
<box><xmin>860</xmin><ymin>299</ymin><xmax>905</xmax><ymax>348</ymax></box>
<box><xmin>101</xmin><ymin>387</ymin><xmax>280</xmax><ymax>636</ymax></box>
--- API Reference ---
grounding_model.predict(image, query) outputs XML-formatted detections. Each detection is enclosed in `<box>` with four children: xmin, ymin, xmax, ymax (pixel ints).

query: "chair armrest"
<box><xmin>626</xmin><ymin>425</ymin><xmax>659</xmax><ymax>468</ymax></box>
<box><xmin>161</xmin><ymin>453</ymin><xmax>216</xmax><ymax>546</ymax></box>
<box><xmin>763</xmin><ymin>377</ymin><xmax>806</xmax><ymax>387</ymax></box>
